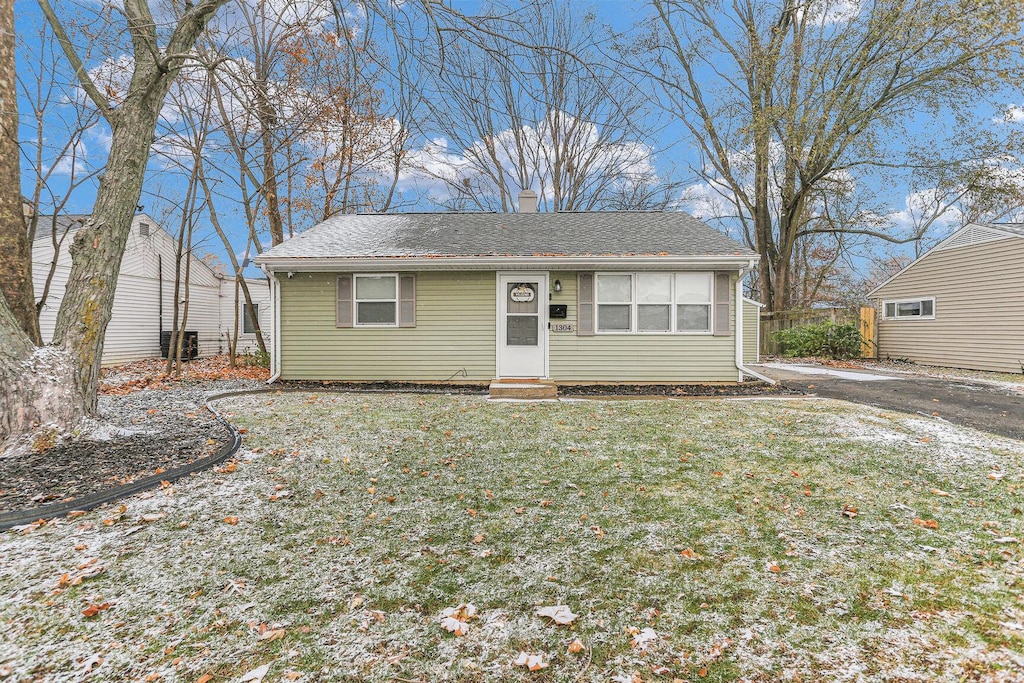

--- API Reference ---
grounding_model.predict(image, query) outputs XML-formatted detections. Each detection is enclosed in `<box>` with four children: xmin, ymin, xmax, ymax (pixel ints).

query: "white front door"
<box><xmin>497</xmin><ymin>273</ymin><xmax>548</xmax><ymax>378</ymax></box>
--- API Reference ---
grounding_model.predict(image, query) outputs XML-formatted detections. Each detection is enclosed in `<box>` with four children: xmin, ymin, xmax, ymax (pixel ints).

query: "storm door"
<box><xmin>497</xmin><ymin>273</ymin><xmax>548</xmax><ymax>377</ymax></box>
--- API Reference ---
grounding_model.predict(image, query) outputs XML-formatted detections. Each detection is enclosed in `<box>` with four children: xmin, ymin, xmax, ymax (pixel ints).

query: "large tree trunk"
<box><xmin>51</xmin><ymin>79</ymin><xmax>170</xmax><ymax>413</ymax></box>
<box><xmin>42</xmin><ymin>0</ymin><xmax>228</xmax><ymax>416</ymax></box>
<box><xmin>254</xmin><ymin>74</ymin><xmax>285</xmax><ymax>246</ymax></box>
<box><xmin>0</xmin><ymin>294</ymin><xmax>82</xmax><ymax>442</ymax></box>
<box><xmin>0</xmin><ymin>0</ymin><xmax>41</xmax><ymax>345</ymax></box>
<box><xmin>0</xmin><ymin>0</ymin><xmax>81</xmax><ymax>444</ymax></box>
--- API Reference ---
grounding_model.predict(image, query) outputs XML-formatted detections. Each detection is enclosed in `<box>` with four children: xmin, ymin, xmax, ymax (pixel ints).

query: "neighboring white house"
<box><xmin>31</xmin><ymin>213</ymin><xmax>272</xmax><ymax>366</ymax></box>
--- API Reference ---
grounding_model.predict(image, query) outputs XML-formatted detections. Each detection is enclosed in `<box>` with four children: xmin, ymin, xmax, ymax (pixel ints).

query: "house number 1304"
<box><xmin>551</xmin><ymin>323</ymin><xmax>574</xmax><ymax>333</ymax></box>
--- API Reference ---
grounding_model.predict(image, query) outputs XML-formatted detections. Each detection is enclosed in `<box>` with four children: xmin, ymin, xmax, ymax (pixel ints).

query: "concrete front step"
<box><xmin>488</xmin><ymin>379</ymin><xmax>558</xmax><ymax>400</ymax></box>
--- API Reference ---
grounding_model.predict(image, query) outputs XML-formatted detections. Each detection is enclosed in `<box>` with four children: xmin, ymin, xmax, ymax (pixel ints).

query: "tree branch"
<box><xmin>36</xmin><ymin>0</ymin><xmax>113</xmax><ymax>123</ymax></box>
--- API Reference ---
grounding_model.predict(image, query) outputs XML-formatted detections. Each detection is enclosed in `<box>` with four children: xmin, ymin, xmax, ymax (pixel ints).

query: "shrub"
<box><xmin>773</xmin><ymin>321</ymin><xmax>864</xmax><ymax>360</ymax></box>
<box><xmin>242</xmin><ymin>349</ymin><xmax>271</xmax><ymax>368</ymax></box>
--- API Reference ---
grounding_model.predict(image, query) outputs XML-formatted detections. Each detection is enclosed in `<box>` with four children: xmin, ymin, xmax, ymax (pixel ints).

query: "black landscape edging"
<box><xmin>0</xmin><ymin>399</ymin><xmax>242</xmax><ymax>532</ymax></box>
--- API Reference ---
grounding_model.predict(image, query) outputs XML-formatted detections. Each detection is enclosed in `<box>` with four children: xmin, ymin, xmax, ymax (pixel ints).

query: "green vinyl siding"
<box><xmin>280</xmin><ymin>269</ymin><xmax>743</xmax><ymax>383</ymax></box>
<box><xmin>743</xmin><ymin>299</ymin><xmax>760</xmax><ymax>364</ymax></box>
<box><xmin>547</xmin><ymin>270</ymin><xmax>739</xmax><ymax>383</ymax></box>
<box><xmin>279</xmin><ymin>271</ymin><xmax>495</xmax><ymax>381</ymax></box>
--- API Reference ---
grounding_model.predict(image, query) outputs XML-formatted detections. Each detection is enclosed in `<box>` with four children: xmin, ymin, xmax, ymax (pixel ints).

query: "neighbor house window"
<box><xmin>243</xmin><ymin>303</ymin><xmax>259</xmax><ymax>334</ymax></box>
<box><xmin>883</xmin><ymin>297</ymin><xmax>935</xmax><ymax>320</ymax></box>
<box><xmin>595</xmin><ymin>272</ymin><xmax>714</xmax><ymax>334</ymax></box>
<box><xmin>354</xmin><ymin>274</ymin><xmax>398</xmax><ymax>326</ymax></box>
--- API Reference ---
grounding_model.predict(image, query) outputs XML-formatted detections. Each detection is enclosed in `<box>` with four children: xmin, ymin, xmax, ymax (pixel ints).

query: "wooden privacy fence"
<box><xmin>759</xmin><ymin>307</ymin><xmax>877</xmax><ymax>358</ymax></box>
<box><xmin>858</xmin><ymin>306</ymin><xmax>876</xmax><ymax>358</ymax></box>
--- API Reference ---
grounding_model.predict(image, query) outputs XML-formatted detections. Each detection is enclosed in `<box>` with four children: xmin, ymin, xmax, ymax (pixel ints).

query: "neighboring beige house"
<box><xmin>254</xmin><ymin>195</ymin><xmax>765</xmax><ymax>389</ymax></box>
<box><xmin>868</xmin><ymin>222</ymin><xmax>1024</xmax><ymax>373</ymax></box>
<box><xmin>32</xmin><ymin>213</ymin><xmax>272</xmax><ymax>366</ymax></box>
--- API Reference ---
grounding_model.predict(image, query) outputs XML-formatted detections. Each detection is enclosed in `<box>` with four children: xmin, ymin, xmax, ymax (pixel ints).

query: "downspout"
<box><xmin>261</xmin><ymin>265</ymin><xmax>282</xmax><ymax>383</ymax></box>
<box><xmin>735</xmin><ymin>261</ymin><xmax>776</xmax><ymax>385</ymax></box>
<box><xmin>158</xmin><ymin>254</ymin><xmax>163</xmax><ymax>338</ymax></box>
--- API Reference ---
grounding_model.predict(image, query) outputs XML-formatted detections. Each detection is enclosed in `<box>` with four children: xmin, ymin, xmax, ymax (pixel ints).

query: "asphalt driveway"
<box><xmin>758</xmin><ymin>362</ymin><xmax>1024</xmax><ymax>442</ymax></box>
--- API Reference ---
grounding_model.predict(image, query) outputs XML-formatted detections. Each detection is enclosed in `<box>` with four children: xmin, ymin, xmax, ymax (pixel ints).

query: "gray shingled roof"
<box><xmin>257</xmin><ymin>211</ymin><xmax>754</xmax><ymax>261</ymax></box>
<box><xmin>979</xmin><ymin>222</ymin><xmax>1024</xmax><ymax>237</ymax></box>
<box><xmin>30</xmin><ymin>214</ymin><xmax>90</xmax><ymax>241</ymax></box>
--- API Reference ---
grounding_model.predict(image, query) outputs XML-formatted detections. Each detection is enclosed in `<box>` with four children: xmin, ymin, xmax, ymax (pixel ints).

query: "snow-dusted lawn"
<box><xmin>2</xmin><ymin>393</ymin><xmax>1023</xmax><ymax>682</ymax></box>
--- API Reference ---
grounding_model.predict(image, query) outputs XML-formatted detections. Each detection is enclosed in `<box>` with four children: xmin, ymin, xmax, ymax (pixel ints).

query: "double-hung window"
<box><xmin>883</xmin><ymin>297</ymin><xmax>934</xmax><ymax>320</ymax></box>
<box><xmin>637</xmin><ymin>274</ymin><xmax>672</xmax><ymax>332</ymax></box>
<box><xmin>596</xmin><ymin>274</ymin><xmax>632</xmax><ymax>332</ymax></box>
<box><xmin>595</xmin><ymin>272</ymin><xmax>713</xmax><ymax>334</ymax></box>
<box><xmin>243</xmin><ymin>303</ymin><xmax>259</xmax><ymax>334</ymax></box>
<box><xmin>354</xmin><ymin>274</ymin><xmax>398</xmax><ymax>326</ymax></box>
<box><xmin>675</xmin><ymin>273</ymin><xmax>712</xmax><ymax>333</ymax></box>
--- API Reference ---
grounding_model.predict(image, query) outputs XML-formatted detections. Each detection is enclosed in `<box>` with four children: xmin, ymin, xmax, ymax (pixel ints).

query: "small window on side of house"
<box><xmin>243</xmin><ymin>303</ymin><xmax>259</xmax><ymax>334</ymax></box>
<box><xmin>882</xmin><ymin>297</ymin><xmax>935</xmax><ymax>320</ymax></box>
<box><xmin>354</xmin><ymin>274</ymin><xmax>398</xmax><ymax>326</ymax></box>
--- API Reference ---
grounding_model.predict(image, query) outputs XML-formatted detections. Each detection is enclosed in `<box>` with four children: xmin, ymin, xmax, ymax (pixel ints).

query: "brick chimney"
<box><xmin>518</xmin><ymin>189</ymin><xmax>537</xmax><ymax>213</ymax></box>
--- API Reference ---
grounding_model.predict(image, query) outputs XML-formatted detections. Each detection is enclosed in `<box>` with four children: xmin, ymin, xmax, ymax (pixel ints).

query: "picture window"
<box><xmin>594</xmin><ymin>272</ymin><xmax>714</xmax><ymax>334</ymax></box>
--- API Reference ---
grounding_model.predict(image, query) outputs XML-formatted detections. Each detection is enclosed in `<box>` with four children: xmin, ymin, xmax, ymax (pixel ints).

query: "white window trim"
<box><xmin>882</xmin><ymin>296</ymin><xmax>935</xmax><ymax>321</ymax></box>
<box><xmin>353</xmin><ymin>273</ymin><xmax>399</xmax><ymax>327</ymax></box>
<box><xmin>594</xmin><ymin>272</ymin><xmax>713</xmax><ymax>335</ymax></box>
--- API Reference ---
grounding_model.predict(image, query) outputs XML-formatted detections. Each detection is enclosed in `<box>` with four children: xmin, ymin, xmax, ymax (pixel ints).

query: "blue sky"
<box><xmin>16</xmin><ymin>0</ymin><xmax>1024</xmax><ymax>283</ymax></box>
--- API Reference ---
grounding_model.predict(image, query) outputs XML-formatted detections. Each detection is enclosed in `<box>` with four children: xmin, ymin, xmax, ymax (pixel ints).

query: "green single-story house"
<box><xmin>254</xmin><ymin>195</ymin><xmax>765</xmax><ymax>390</ymax></box>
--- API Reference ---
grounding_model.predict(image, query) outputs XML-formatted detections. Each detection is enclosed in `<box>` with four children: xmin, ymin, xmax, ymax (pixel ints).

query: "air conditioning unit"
<box><xmin>160</xmin><ymin>330</ymin><xmax>199</xmax><ymax>360</ymax></box>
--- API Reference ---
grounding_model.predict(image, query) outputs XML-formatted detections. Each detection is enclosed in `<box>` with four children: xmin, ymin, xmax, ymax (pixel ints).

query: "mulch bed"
<box><xmin>558</xmin><ymin>381</ymin><xmax>801</xmax><ymax>397</ymax></box>
<box><xmin>274</xmin><ymin>379</ymin><xmax>801</xmax><ymax>398</ymax></box>
<box><xmin>0</xmin><ymin>355</ymin><xmax>264</xmax><ymax>515</ymax></box>
<box><xmin>0</xmin><ymin>407</ymin><xmax>228</xmax><ymax>514</ymax></box>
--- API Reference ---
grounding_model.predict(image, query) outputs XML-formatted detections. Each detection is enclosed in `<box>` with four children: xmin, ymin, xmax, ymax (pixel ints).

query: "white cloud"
<box><xmin>48</xmin><ymin>138</ymin><xmax>91</xmax><ymax>177</ymax></box>
<box><xmin>995</xmin><ymin>104</ymin><xmax>1024</xmax><ymax>125</ymax></box>
<box><xmin>883</xmin><ymin>188</ymin><xmax>963</xmax><ymax>236</ymax></box>
<box><xmin>802</xmin><ymin>0</ymin><xmax>863</xmax><ymax>25</ymax></box>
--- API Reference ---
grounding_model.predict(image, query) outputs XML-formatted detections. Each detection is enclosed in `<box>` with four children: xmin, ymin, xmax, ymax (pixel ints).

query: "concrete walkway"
<box><xmin>758</xmin><ymin>362</ymin><xmax>1024</xmax><ymax>442</ymax></box>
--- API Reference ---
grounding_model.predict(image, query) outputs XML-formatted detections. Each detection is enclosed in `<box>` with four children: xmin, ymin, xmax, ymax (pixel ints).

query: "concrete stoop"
<box><xmin>488</xmin><ymin>379</ymin><xmax>558</xmax><ymax>400</ymax></box>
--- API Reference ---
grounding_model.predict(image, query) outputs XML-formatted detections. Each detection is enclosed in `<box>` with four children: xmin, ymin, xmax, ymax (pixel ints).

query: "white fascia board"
<box><xmin>255</xmin><ymin>255</ymin><xmax>759</xmax><ymax>272</ymax></box>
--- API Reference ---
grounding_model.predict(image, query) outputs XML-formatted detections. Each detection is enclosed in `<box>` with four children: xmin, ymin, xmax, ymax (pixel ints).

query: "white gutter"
<box><xmin>254</xmin><ymin>254</ymin><xmax>757</xmax><ymax>273</ymax></box>
<box><xmin>735</xmin><ymin>261</ymin><xmax>776</xmax><ymax>385</ymax></box>
<box><xmin>261</xmin><ymin>265</ymin><xmax>282</xmax><ymax>383</ymax></box>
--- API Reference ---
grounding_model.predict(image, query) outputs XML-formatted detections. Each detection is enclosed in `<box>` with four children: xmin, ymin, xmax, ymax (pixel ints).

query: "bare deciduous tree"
<box><xmin>18</xmin><ymin>18</ymin><xmax>104</xmax><ymax>324</ymax></box>
<box><xmin>0</xmin><ymin>0</ymin><xmax>229</xmax><ymax>442</ymax></box>
<box><xmin>643</xmin><ymin>0</ymin><xmax>1023</xmax><ymax>311</ymax></box>
<box><xmin>417</xmin><ymin>0</ymin><xmax>669</xmax><ymax>212</ymax></box>
<box><xmin>0</xmin><ymin>0</ymin><xmax>38</xmax><ymax>344</ymax></box>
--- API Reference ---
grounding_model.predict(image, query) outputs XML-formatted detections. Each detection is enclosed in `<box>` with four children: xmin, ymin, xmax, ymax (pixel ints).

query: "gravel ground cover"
<box><xmin>1</xmin><ymin>393</ymin><xmax>1022</xmax><ymax>681</ymax></box>
<box><xmin>0</xmin><ymin>357</ymin><xmax>267</xmax><ymax>513</ymax></box>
